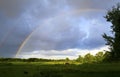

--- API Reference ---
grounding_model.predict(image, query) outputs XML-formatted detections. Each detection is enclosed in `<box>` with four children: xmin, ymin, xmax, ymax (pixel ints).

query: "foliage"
<box><xmin>65</xmin><ymin>57</ymin><xmax>70</xmax><ymax>61</ymax></box>
<box><xmin>0</xmin><ymin>61</ymin><xmax>120</xmax><ymax>77</ymax></box>
<box><xmin>103</xmin><ymin>3</ymin><xmax>120</xmax><ymax>60</ymax></box>
<box><xmin>76</xmin><ymin>55</ymin><xmax>84</xmax><ymax>63</ymax></box>
<box><xmin>76</xmin><ymin>52</ymin><xmax>106</xmax><ymax>63</ymax></box>
<box><xmin>95</xmin><ymin>52</ymin><xmax>104</xmax><ymax>62</ymax></box>
<box><xmin>0</xmin><ymin>51</ymin><xmax>108</xmax><ymax>63</ymax></box>
<box><xmin>103</xmin><ymin>51</ymin><xmax>112</xmax><ymax>62</ymax></box>
<box><xmin>0</xmin><ymin>58</ymin><xmax>52</xmax><ymax>62</ymax></box>
<box><xmin>84</xmin><ymin>53</ymin><xmax>95</xmax><ymax>63</ymax></box>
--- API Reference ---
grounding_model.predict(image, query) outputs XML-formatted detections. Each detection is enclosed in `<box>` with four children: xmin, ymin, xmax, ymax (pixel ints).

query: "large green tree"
<box><xmin>95</xmin><ymin>52</ymin><xmax>104</xmax><ymax>62</ymax></box>
<box><xmin>84</xmin><ymin>53</ymin><xmax>95</xmax><ymax>63</ymax></box>
<box><xmin>103</xmin><ymin>3</ymin><xmax>120</xmax><ymax>60</ymax></box>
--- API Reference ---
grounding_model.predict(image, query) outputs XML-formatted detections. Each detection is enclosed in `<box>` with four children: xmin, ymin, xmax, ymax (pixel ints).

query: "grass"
<box><xmin>0</xmin><ymin>62</ymin><xmax>120</xmax><ymax>77</ymax></box>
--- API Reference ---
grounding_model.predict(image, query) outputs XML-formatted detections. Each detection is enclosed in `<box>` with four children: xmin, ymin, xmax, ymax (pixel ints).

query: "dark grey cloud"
<box><xmin>0</xmin><ymin>0</ymin><xmax>34</xmax><ymax>17</ymax></box>
<box><xmin>20</xmin><ymin>17</ymin><xmax>86</xmax><ymax>52</ymax></box>
<box><xmin>80</xmin><ymin>19</ymin><xmax>111</xmax><ymax>49</ymax></box>
<box><xmin>20</xmin><ymin>15</ymin><xmax>110</xmax><ymax>54</ymax></box>
<box><xmin>67</xmin><ymin>0</ymin><xmax>119</xmax><ymax>10</ymax></box>
<box><xmin>0</xmin><ymin>0</ymin><xmax>120</xmax><ymax>57</ymax></box>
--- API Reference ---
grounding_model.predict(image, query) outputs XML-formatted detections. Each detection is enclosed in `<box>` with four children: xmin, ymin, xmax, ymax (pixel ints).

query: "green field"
<box><xmin>0</xmin><ymin>62</ymin><xmax>120</xmax><ymax>77</ymax></box>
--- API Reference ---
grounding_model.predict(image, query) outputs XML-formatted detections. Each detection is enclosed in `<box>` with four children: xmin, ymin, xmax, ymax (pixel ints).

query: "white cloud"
<box><xmin>18</xmin><ymin>46</ymin><xmax>109</xmax><ymax>59</ymax></box>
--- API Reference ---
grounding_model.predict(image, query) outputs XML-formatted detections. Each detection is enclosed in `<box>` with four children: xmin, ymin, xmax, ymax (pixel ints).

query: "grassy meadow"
<box><xmin>0</xmin><ymin>61</ymin><xmax>120</xmax><ymax>77</ymax></box>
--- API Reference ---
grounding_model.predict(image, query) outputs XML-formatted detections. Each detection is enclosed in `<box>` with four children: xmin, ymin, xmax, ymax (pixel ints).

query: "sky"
<box><xmin>0</xmin><ymin>0</ymin><xmax>119</xmax><ymax>59</ymax></box>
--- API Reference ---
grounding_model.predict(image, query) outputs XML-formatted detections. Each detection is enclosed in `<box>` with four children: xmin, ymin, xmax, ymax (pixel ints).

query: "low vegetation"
<box><xmin>0</xmin><ymin>51</ymin><xmax>118</xmax><ymax>77</ymax></box>
<box><xmin>0</xmin><ymin>60</ymin><xmax>120</xmax><ymax>77</ymax></box>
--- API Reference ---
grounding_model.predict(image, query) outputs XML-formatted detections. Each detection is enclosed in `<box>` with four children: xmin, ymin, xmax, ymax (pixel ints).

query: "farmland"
<box><xmin>0</xmin><ymin>61</ymin><xmax>120</xmax><ymax>77</ymax></box>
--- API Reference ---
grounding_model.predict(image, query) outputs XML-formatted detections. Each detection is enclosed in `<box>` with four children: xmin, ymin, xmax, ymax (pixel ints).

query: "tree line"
<box><xmin>0</xmin><ymin>51</ymin><xmax>111</xmax><ymax>63</ymax></box>
<box><xmin>76</xmin><ymin>51</ymin><xmax>111</xmax><ymax>63</ymax></box>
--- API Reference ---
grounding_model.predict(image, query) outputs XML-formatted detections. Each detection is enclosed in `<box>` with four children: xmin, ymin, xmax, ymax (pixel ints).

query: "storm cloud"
<box><xmin>0</xmin><ymin>0</ymin><xmax>119</xmax><ymax>58</ymax></box>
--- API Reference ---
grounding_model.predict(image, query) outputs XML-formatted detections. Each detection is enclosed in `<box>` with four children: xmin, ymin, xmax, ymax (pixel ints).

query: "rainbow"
<box><xmin>14</xmin><ymin>9</ymin><xmax>105</xmax><ymax>58</ymax></box>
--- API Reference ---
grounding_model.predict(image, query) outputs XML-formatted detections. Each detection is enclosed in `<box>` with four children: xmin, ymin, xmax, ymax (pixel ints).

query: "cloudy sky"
<box><xmin>0</xmin><ymin>0</ymin><xmax>119</xmax><ymax>59</ymax></box>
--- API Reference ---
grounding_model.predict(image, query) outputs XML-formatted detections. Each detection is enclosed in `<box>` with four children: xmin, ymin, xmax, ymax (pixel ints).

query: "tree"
<box><xmin>65</xmin><ymin>57</ymin><xmax>70</xmax><ymax>62</ymax></box>
<box><xmin>103</xmin><ymin>3</ymin><xmax>120</xmax><ymax>60</ymax></box>
<box><xmin>76</xmin><ymin>55</ymin><xmax>84</xmax><ymax>63</ymax></box>
<box><xmin>27</xmin><ymin>58</ymin><xmax>39</xmax><ymax>62</ymax></box>
<box><xmin>103</xmin><ymin>51</ymin><xmax>111</xmax><ymax>62</ymax></box>
<box><xmin>84</xmin><ymin>53</ymin><xmax>95</xmax><ymax>63</ymax></box>
<box><xmin>95</xmin><ymin>52</ymin><xmax>104</xmax><ymax>62</ymax></box>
